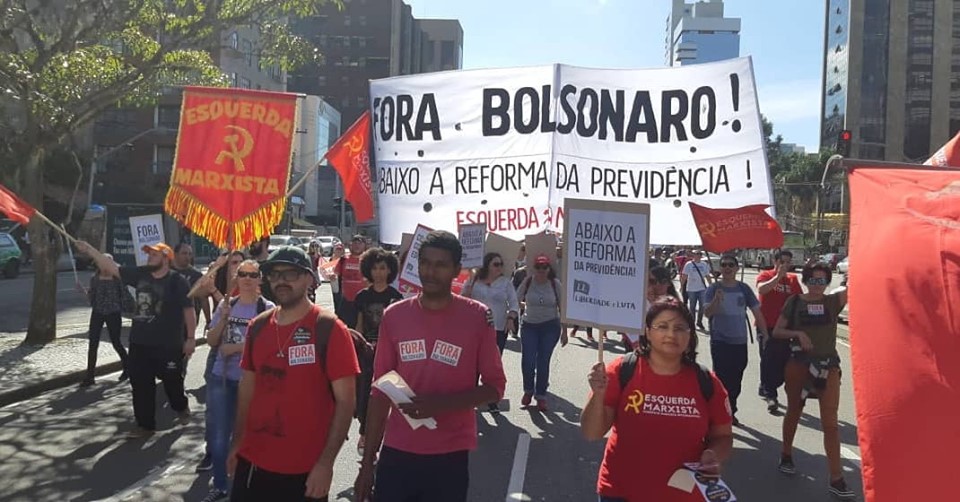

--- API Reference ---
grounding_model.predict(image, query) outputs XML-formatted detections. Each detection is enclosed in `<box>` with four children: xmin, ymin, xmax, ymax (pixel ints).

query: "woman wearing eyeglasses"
<box><xmin>772</xmin><ymin>263</ymin><xmax>854</xmax><ymax>500</ymax></box>
<box><xmin>517</xmin><ymin>254</ymin><xmax>567</xmax><ymax>411</ymax></box>
<box><xmin>201</xmin><ymin>259</ymin><xmax>275</xmax><ymax>502</ymax></box>
<box><xmin>581</xmin><ymin>298</ymin><xmax>733</xmax><ymax>502</ymax></box>
<box><xmin>463</xmin><ymin>252</ymin><xmax>520</xmax><ymax>412</ymax></box>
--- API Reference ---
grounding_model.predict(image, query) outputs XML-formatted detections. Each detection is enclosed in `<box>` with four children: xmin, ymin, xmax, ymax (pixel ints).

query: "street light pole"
<box><xmin>816</xmin><ymin>154</ymin><xmax>844</xmax><ymax>248</ymax></box>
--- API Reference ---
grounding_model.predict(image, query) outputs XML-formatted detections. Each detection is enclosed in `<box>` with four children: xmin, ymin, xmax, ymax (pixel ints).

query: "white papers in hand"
<box><xmin>374</xmin><ymin>371</ymin><xmax>437</xmax><ymax>430</ymax></box>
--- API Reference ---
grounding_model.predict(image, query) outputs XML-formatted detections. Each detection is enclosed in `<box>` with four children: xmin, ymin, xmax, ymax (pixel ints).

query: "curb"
<box><xmin>0</xmin><ymin>336</ymin><xmax>208</xmax><ymax>409</ymax></box>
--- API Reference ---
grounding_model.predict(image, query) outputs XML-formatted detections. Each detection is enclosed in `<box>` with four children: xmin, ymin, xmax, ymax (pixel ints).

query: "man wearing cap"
<box><xmin>76</xmin><ymin>240</ymin><xmax>197</xmax><ymax>438</ymax></box>
<box><xmin>335</xmin><ymin>235</ymin><xmax>369</xmax><ymax>328</ymax></box>
<box><xmin>228</xmin><ymin>246</ymin><xmax>358</xmax><ymax>501</ymax></box>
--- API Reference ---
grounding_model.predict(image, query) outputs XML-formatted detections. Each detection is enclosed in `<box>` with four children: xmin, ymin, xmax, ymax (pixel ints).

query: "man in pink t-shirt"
<box><xmin>353</xmin><ymin>230</ymin><xmax>507</xmax><ymax>502</ymax></box>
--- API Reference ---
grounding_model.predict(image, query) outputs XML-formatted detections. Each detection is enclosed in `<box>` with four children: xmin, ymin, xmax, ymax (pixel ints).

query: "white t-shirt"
<box><xmin>682</xmin><ymin>261</ymin><xmax>711</xmax><ymax>292</ymax></box>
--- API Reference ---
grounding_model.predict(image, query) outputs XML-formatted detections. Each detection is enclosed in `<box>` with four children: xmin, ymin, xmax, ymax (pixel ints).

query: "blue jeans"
<box><xmin>207</xmin><ymin>376</ymin><xmax>239</xmax><ymax>492</ymax></box>
<box><xmin>520</xmin><ymin>318</ymin><xmax>561</xmax><ymax>398</ymax></box>
<box><xmin>687</xmin><ymin>289</ymin><xmax>706</xmax><ymax>324</ymax></box>
<box><xmin>203</xmin><ymin>350</ymin><xmax>217</xmax><ymax>455</ymax></box>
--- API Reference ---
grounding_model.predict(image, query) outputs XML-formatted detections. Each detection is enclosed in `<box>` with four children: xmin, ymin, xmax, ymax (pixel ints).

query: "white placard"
<box><xmin>398</xmin><ymin>224</ymin><xmax>432</xmax><ymax>289</ymax></box>
<box><xmin>128</xmin><ymin>214</ymin><xmax>165</xmax><ymax>266</ymax></box>
<box><xmin>561</xmin><ymin>199</ymin><xmax>650</xmax><ymax>333</ymax></box>
<box><xmin>370</xmin><ymin>57</ymin><xmax>770</xmax><ymax>245</ymax></box>
<box><xmin>458</xmin><ymin>222</ymin><xmax>486</xmax><ymax>269</ymax></box>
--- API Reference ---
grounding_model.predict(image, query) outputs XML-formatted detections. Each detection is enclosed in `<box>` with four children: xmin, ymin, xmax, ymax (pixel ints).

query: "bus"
<box><xmin>742</xmin><ymin>231</ymin><xmax>806</xmax><ymax>270</ymax></box>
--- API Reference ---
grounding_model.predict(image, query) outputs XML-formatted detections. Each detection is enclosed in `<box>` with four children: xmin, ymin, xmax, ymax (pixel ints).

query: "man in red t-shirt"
<box><xmin>353</xmin><ymin>231</ymin><xmax>507</xmax><ymax>502</ymax></box>
<box><xmin>755</xmin><ymin>250</ymin><xmax>803</xmax><ymax>412</ymax></box>
<box><xmin>336</xmin><ymin>235</ymin><xmax>368</xmax><ymax>329</ymax></box>
<box><xmin>229</xmin><ymin>246</ymin><xmax>359</xmax><ymax>501</ymax></box>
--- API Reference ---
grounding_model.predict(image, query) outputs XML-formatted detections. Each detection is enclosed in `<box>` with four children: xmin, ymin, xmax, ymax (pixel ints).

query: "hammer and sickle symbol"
<box><xmin>344</xmin><ymin>134</ymin><xmax>365</xmax><ymax>155</ymax></box>
<box><xmin>623</xmin><ymin>390</ymin><xmax>644</xmax><ymax>415</ymax></box>
<box><xmin>215</xmin><ymin>125</ymin><xmax>255</xmax><ymax>172</ymax></box>
<box><xmin>699</xmin><ymin>222</ymin><xmax>718</xmax><ymax>238</ymax></box>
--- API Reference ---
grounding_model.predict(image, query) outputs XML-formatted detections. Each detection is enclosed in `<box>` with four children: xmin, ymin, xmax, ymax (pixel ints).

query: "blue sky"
<box><xmin>408</xmin><ymin>0</ymin><xmax>824</xmax><ymax>152</ymax></box>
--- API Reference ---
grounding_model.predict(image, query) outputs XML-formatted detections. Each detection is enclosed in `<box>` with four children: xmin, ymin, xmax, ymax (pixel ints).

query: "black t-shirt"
<box><xmin>354</xmin><ymin>286</ymin><xmax>403</xmax><ymax>342</ymax></box>
<box><xmin>120</xmin><ymin>267</ymin><xmax>192</xmax><ymax>349</ymax></box>
<box><xmin>257</xmin><ymin>259</ymin><xmax>276</xmax><ymax>303</ymax></box>
<box><xmin>174</xmin><ymin>265</ymin><xmax>204</xmax><ymax>314</ymax></box>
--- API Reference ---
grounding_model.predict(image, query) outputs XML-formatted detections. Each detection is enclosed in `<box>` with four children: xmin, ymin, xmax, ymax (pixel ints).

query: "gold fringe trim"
<box><xmin>164</xmin><ymin>186</ymin><xmax>286</xmax><ymax>250</ymax></box>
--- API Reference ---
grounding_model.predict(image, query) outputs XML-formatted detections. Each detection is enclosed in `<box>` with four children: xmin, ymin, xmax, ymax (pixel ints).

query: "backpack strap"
<box><xmin>256</xmin><ymin>296</ymin><xmax>267</xmax><ymax>314</ymax></box>
<box><xmin>550</xmin><ymin>278</ymin><xmax>561</xmax><ymax>315</ymax></box>
<box><xmin>313</xmin><ymin>308</ymin><xmax>339</xmax><ymax>379</ymax></box>
<box><xmin>243</xmin><ymin>309</ymin><xmax>275</xmax><ymax>372</ymax></box>
<box><xmin>618</xmin><ymin>351</ymin><xmax>639</xmax><ymax>390</ymax></box>
<box><xmin>518</xmin><ymin>276</ymin><xmax>532</xmax><ymax>303</ymax></box>
<box><xmin>695</xmin><ymin>363</ymin><xmax>715</xmax><ymax>402</ymax></box>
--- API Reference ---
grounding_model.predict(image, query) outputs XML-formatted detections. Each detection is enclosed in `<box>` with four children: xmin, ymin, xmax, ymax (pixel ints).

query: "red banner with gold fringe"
<box><xmin>164</xmin><ymin>86</ymin><xmax>298</xmax><ymax>249</ymax></box>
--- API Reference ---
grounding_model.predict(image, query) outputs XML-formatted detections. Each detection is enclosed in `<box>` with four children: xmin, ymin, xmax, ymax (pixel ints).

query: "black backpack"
<box><xmin>618</xmin><ymin>351</ymin><xmax>715</xmax><ymax>402</ymax></box>
<box><xmin>229</xmin><ymin>296</ymin><xmax>268</xmax><ymax>315</ymax></box>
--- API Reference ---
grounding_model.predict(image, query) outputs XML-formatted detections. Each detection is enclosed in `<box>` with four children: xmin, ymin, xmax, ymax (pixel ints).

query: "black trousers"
<box><xmin>230</xmin><ymin>456</ymin><xmax>327</xmax><ymax>502</ymax></box>
<box><xmin>710</xmin><ymin>341</ymin><xmax>748</xmax><ymax>416</ymax></box>
<box><xmin>759</xmin><ymin>337</ymin><xmax>792</xmax><ymax>399</ymax></box>
<box><xmin>373</xmin><ymin>447</ymin><xmax>469</xmax><ymax>502</ymax></box>
<box><xmin>86</xmin><ymin>311</ymin><xmax>127</xmax><ymax>379</ymax></box>
<box><xmin>496</xmin><ymin>330</ymin><xmax>507</xmax><ymax>354</ymax></box>
<box><xmin>128</xmin><ymin>343</ymin><xmax>188</xmax><ymax>430</ymax></box>
<box><xmin>340</xmin><ymin>299</ymin><xmax>358</xmax><ymax>329</ymax></box>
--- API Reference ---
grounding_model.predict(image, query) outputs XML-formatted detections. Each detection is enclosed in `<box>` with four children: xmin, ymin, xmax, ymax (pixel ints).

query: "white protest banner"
<box><xmin>398</xmin><ymin>224</ymin><xmax>432</xmax><ymax>294</ymax></box>
<box><xmin>370</xmin><ymin>57</ymin><xmax>770</xmax><ymax>245</ymax></box>
<box><xmin>458</xmin><ymin>222</ymin><xmax>487</xmax><ymax>269</ymax></box>
<box><xmin>560</xmin><ymin>199</ymin><xmax>650</xmax><ymax>333</ymax></box>
<box><xmin>129</xmin><ymin>214</ymin><xmax>165</xmax><ymax>266</ymax></box>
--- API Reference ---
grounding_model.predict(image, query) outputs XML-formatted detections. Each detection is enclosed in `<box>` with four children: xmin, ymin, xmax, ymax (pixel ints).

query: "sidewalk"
<box><xmin>0</xmin><ymin>284</ymin><xmax>336</xmax><ymax>408</ymax></box>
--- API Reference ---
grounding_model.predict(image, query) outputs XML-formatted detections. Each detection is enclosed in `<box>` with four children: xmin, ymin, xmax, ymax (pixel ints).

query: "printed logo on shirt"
<box><xmin>399</xmin><ymin>339</ymin><xmax>427</xmax><ymax>362</ymax></box>
<box><xmin>625</xmin><ymin>391</ymin><xmax>702</xmax><ymax>418</ymax></box>
<box><xmin>430</xmin><ymin>340</ymin><xmax>463</xmax><ymax>367</ymax></box>
<box><xmin>807</xmin><ymin>304</ymin><xmax>825</xmax><ymax>316</ymax></box>
<box><xmin>293</xmin><ymin>327</ymin><xmax>312</xmax><ymax>344</ymax></box>
<box><xmin>288</xmin><ymin>343</ymin><xmax>316</xmax><ymax>366</ymax></box>
<box><xmin>484</xmin><ymin>308</ymin><xmax>494</xmax><ymax>327</ymax></box>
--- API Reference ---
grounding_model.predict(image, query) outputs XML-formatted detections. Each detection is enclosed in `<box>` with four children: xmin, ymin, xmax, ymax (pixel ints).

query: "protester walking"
<box><xmin>227</xmin><ymin>246</ymin><xmax>358</xmax><ymax>502</ymax></box>
<box><xmin>200</xmin><ymin>259</ymin><xmax>275</xmax><ymax>502</ymax></box>
<box><xmin>755</xmin><ymin>250</ymin><xmax>803</xmax><ymax>412</ymax></box>
<box><xmin>517</xmin><ymin>254</ymin><xmax>567</xmax><ymax>412</ymax></box>
<box><xmin>703</xmin><ymin>256</ymin><xmax>768</xmax><ymax>425</ymax></box>
<box><xmin>78</xmin><ymin>253</ymin><xmax>129</xmax><ymax>387</ymax></box>
<box><xmin>353</xmin><ymin>247</ymin><xmax>403</xmax><ymax>455</ymax></box>
<box><xmin>773</xmin><ymin>263</ymin><xmax>854</xmax><ymax>500</ymax></box>
<box><xmin>680</xmin><ymin>250</ymin><xmax>712</xmax><ymax>330</ymax></box>
<box><xmin>462</xmin><ymin>252</ymin><xmax>519</xmax><ymax>412</ymax></box>
<box><xmin>353</xmin><ymin>231</ymin><xmax>507</xmax><ymax>502</ymax></box>
<box><xmin>336</xmin><ymin>235</ymin><xmax>369</xmax><ymax>328</ymax></box>
<box><xmin>76</xmin><ymin>241</ymin><xmax>197</xmax><ymax>438</ymax></box>
<box><xmin>581</xmin><ymin>297</ymin><xmax>733</xmax><ymax>502</ymax></box>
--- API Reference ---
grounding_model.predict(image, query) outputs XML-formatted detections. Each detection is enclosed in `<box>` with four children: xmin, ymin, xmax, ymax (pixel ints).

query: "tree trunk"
<box><xmin>22</xmin><ymin>147</ymin><xmax>59</xmax><ymax>346</ymax></box>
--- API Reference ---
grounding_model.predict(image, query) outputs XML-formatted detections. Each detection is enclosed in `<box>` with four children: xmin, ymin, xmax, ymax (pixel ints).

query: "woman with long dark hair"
<box><xmin>581</xmin><ymin>298</ymin><xmax>733</xmax><ymax>501</ymax></box>
<box><xmin>79</xmin><ymin>253</ymin><xmax>129</xmax><ymax>387</ymax></box>
<box><xmin>517</xmin><ymin>254</ymin><xmax>567</xmax><ymax>411</ymax></box>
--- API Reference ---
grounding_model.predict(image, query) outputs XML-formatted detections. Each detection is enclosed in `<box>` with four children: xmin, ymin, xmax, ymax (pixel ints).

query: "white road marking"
<box><xmin>841</xmin><ymin>446</ymin><xmax>861</xmax><ymax>463</ymax></box>
<box><xmin>505</xmin><ymin>433</ymin><xmax>532</xmax><ymax>501</ymax></box>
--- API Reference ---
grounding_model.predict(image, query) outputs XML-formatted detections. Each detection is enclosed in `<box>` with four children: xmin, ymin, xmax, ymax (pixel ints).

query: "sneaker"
<box><xmin>200</xmin><ymin>489</ymin><xmax>229</xmax><ymax>502</ymax></box>
<box><xmin>118</xmin><ymin>371</ymin><xmax>129</xmax><ymax>382</ymax></box>
<box><xmin>536</xmin><ymin>397</ymin><xmax>548</xmax><ymax>412</ymax></box>
<box><xmin>765</xmin><ymin>397</ymin><xmax>779</xmax><ymax>413</ymax></box>
<box><xmin>521</xmin><ymin>392</ymin><xmax>533</xmax><ymax>407</ymax></box>
<box><xmin>829</xmin><ymin>477</ymin><xmax>856</xmax><ymax>500</ymax></box>
<box><xmin>176</xmin><ymin>408</ymin><xmax>192</xmax><ymax>425</ymax></box>
<box><xmin>778</xmin><ymin>454</ymin><xmax>796</xmax><ymax>475</ymax></box>
<box><xmin>125</xmin><ymin>426</ymin><xmax>155</xmax><ymax>440</ymax></box>
<box><xmin>488</xmin><ymin>402</ymin><xmax>500</xmax><ymax>414</ymax></box>
<box><xmin>195</xmin><ymin>452</ymin><xmax>213</xmax><ymax>472</ymax></box>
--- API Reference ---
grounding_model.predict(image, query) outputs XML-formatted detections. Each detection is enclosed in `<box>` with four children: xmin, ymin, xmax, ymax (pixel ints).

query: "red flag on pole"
<box><xmin>0</xmin><ymin>183</ymin><xmax>37</xmax><ymax>225</ymax></box>
<box><xmin>848</xmin><ymin>166</ymin><xmax>960</xmax><ymax>502</ymax></box>
<box><xmin>924</xmin><ymin>130</ymin><xmax>960</xmax><ymax>167</ymax></box>
<box><xmin>327</xmin><ymin>111</ymin><xmax>374</xmax><ymax>223</ymax></box>
<box><xmin>688</xmin><ymin>202</ymin><xmax>783</xmax><ymax>253</ymax></box>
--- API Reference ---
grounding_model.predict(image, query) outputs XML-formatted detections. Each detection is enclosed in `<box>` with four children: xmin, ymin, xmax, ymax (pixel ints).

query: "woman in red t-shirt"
<box><xmin>581</xmin><ymin>298</ymin><xmax>734</xmax><ymax>502</ymax></box>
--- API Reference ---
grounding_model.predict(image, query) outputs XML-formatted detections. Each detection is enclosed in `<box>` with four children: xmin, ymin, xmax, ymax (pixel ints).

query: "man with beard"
<box><xmin>353</xmin><ymin>231</ymin><xmax>506</xmax><ymax>502</ymax></box>
<box><xmin>76</xmin><ymin>241</ymin><xmax>197</xmax><ymax>438</ymax></box>
<box><xmin>248</xmin><ymin>236</ymin><xmax>275</xmax><ymax>303</ymax></box>
<box><xmin>173</xmin><ymin>243</ymin><xmax>210</xmax><ymax>326</ymax></box>
<box><xmin>335</xmin><ymin>235</ymin><xmax>368</xmax><ymax>328</ymax></box>
<box><xmin>228</xmin><ymin>246</ymin><xmax>358</xmax><ymax>501</ymax></box>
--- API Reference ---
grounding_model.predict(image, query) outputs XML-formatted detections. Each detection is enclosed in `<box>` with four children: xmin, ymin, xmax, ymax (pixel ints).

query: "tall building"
<box><xmin>665</xmin><ymin>0</ymin><xmax>741</xmax><ymax>66</ymax></box>
<box><xmin>820</xmin><ymin>0</ymin><xmax>960</xmax><ymax>162</ymax></box>
<box><xmin>291</xmin><ymin>96</ymin><xmax>342</xmax><ymax>225</ymax></box>
<box><xmin>288</xmin><ymin>0</ymin><xmax>464</xmax><ymax>127</ymax></box>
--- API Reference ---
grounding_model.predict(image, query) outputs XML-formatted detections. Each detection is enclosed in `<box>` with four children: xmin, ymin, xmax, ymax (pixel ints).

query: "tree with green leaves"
<box><xmin>0</xmin><ymin>0</ymin><xmax>334</xmax><ymax>345</ymax></box>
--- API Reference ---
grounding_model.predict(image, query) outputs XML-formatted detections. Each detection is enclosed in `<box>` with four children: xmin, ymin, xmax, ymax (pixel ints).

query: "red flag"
<box><xmin>688</xmin><ymin>202</ymin><xmax>783</xmax><ymax>253</ymax></box>
<box><xmin>327</xmin><ymin>111</ymin><xmax>374</xmax><ymax>223</ymax></box>
<box><xmin>848</xmin><ymin>166</ymin><xmax>960</xmax><ymax>502</ymax></box>
<box><xmin>924</xmin><ymin>131</ymin><xmax>960</xmax><ymax>167</ymax></box>
<box><xmin>0</xmin><ymin>183</ymin><xmax>37</xmax><ymax>225</ymax></box>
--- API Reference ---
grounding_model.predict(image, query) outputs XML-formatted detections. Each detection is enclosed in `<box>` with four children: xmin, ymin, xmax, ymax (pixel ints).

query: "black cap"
<box><xmin>262</xmin><ymin>246</ymin><xmax>318</xmax><ymax>282</ymax></box>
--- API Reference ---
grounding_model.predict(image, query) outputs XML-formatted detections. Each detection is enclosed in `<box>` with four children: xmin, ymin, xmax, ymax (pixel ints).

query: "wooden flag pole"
<box><xmin>598</xmin><ymin>329</ymin><xmax>604</xmax><ymax>363</ymax></box>
<box><xmin>286</xmin><ymin>155</ymin><xmax>328</xmax><ymax>199</ymax></box>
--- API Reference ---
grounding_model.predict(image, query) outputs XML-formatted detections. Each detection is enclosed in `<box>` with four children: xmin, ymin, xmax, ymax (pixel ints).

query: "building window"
<box><xmin>359</xmin><ymin>15</ymin><xmax>367</xmax><ymax>26</ymax></box>
<box><xmin>318</xmin><ymin>34</ymin><xmax>327</xmax><ymax>47</ymax></box>
<box><xmin>317</xmin><ymin>76</ymin><xmax>327</xmax><ymax>86</ymax></box>
<box><xmin>341</xmin><ymin>97</ymin><xmax>350</xmax><ymax>109</ymax></box>
<box><xmin>356</xmin><ymin>96</ymin><xmax>366</xmax><ymax>108</ymax></box>
<box><xmin>239</xmin><ymin>77</ymin><xmax>251</xmax><ymax>89</ymax></box>
<box><xmin>344</xmin><ymin>15</ymin><xmax>351</xmax><ymax>26</ymax></box>
<box><xmin>228</xmin><ymin>32</ymin><xmax>239</xmax><ymax>50</ymax></box>
<box><xmin>153</xmin><ymin>145</ymin><xmax>175</xmax><ymax>174</ymax></box>
<box><xmin>341</xmin><ymin>76</ymin><xmax>349</xmax><ymax>86</ymax></box>
<box><xmin>156</xmin><ymin>104</ymin><xmax>180</xmax><ymax>129</ymax></box>
<box><xmin>358</xmin><ymin>57</ymin><xmax>366</xmax><ymax>67</ymax></box>
<box><xmin>359</xmin><ymin>37</ymin><xmax>367</xmax><ymax>48</ymax></box>
<box><xmin>242</xmin><ymin>39</ymin><xmax>254</xmax><ymax>66</ymax></box>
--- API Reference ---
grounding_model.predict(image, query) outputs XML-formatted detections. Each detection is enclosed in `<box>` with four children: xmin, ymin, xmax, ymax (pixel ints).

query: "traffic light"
<box><xmin>837</xmin><ymin>129</ymin><xmax>852</xmax><ymax>157</ymax></box>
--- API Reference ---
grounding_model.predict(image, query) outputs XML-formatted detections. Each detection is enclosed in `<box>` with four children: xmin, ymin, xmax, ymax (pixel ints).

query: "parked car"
<box><xmin>269</xmin><ymin>235</ymin><xmax>308</xmax><ymax>253</ymax></box>
<box><xmin>0</xmin><ymin>232</ymin><xmax>23</xmax><ymax>278</ymax></box>
<box><xmin>314</xmin><ymin>235</ymin><xmax>341</xmax><ymax>256</ymax></box>
<box><xmin>836</xmin><ymin>256</ymin><xmax>849</xmax><ymax>274</ymax></box>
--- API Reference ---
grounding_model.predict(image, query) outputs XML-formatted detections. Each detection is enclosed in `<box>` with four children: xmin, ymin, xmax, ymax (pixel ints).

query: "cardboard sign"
<box><xmin>398</xmin><ymin>224</ymin><xmax>432</xmax><ymax>294</ymax></box>
<box><xmin>458</xmin><ymin>222</ymin><xmax>487</xmax><ymax>269</ymax></box>
<box><xmin>484</xmin><ymin>232</ymin><xmax>523</xmax><ymax>276</ymax></box>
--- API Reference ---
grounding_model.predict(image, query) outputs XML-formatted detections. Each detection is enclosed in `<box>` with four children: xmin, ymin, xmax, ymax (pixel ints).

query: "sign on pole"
<box><xmin>458</xmin><ymin>222</ymin><xmax>487</xmax><ymax>269</ymax></box>
<box><xmin>129</xmin><ymin>214</ymin><xmax>166</xmax><ymax>266</ymax></box>
<box><xmin>560</xmin><ymin>199</ymin><xmax>650</xmax><ymax>333</ymax></box>
<box><xmin>398</xmin><ymin>224</ymin><xmax>432</xmax><ymax>294</ymax></box>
